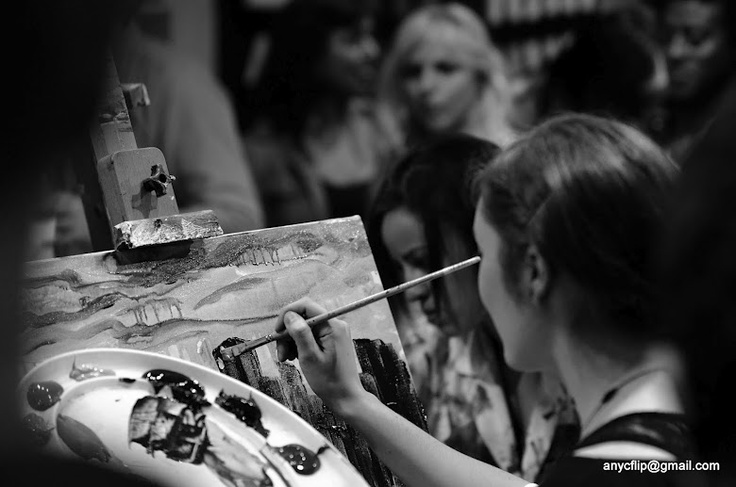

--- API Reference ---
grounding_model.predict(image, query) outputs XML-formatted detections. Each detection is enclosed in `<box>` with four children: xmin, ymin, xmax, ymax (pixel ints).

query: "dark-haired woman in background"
<box><xmin>273</xmin><ymin>114</ymin><xmax>705</xmax><ymax>486</ymax></box>
<box><xmin>537</xmin><ymin>2</ymin><xmax>666</xmax><ymax>131</ymax></box>
<box><xmin>366</xmin><ymin>133</ymin><xmax>578</xmax><ymax>483</ymax></box>
<box><xmin>243</xmin><ymin>0</ymin><xmax>390</xmax><ymax>227</ymax></box>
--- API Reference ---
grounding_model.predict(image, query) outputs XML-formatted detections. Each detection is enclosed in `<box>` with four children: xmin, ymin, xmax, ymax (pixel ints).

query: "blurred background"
<box><xmin>120</xmin><ymin>0</ymin><xmax>670</xmax><ymax>132</ymax></box>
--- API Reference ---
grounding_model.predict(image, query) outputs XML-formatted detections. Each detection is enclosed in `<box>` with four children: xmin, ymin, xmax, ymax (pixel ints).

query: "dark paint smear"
<box><xmin>215</xmin><ymin>390</ymin><xmax>269</xmax><ymax>437</ymax></box>
<box><xmin>275</xmin><ymin>444</ymin><xmax>321</xmax><ymax>475</ymax></box>
<box><xmin>294</xmin><ymin>233</ymin><xmax>323</xmax><ymax>254</ymax></box>
<box><xmin>194</xmin><ymin>276</ymin><xmax>271</xmax><ymax>310</ymax></box>
<box><xmin>218</xmin><ymin>331</ymin><xmax>425</xmax><ymax>487</ymax></box>
<box><xmin>212</xmin><ymin>337</ymin><xmax>248</xmax><ymax>380</ymax></box>
<box><xmin>23</xmin><ymin>268</ymin><xmax>82</xmax><ymax>289</ymax></box>
<box><xmin>142</xmin><ymin>369</ymin><xmax>208</xmax><ymax>406</ymax></box>
<box><xmin>129</xmin><ymin>396</ymin><xmax>209</xmax><ymax>465</ymax></box>
<box><xmin>212</xmin><ymin>337</ymin><xmax>246</xmax><ymax>364</ymax></box>
<box><xmin>119</xmin><ymin>377</ymin><xmax>136</xmax><ymax>384</ymax></box>
<box><xmin>215</xmin><ymin>336</ymin><xmax>246</xmax><ymax>351</ymax></box>
<box><xmin>22</xmin><ymin>413</ymin><xmax>54</xmax><ymax>447</ymax></box>
<box><xmin>24</xmin><ymin>321</ymin><xmax>117</xmax><ymax>357</ymax></box>
<box><xmin>24</xmin><ymin>339</ymin><xmax>57</xmax><ymax>354</ymax></box>
<box><xmin>57</xmin><ymin>414</ymin><xmax>112</xmax><ymax>462</ymax></box>
<box><xmin>114</xmin><ymin>323</ymin><xmax>208</xmax><ymax>350</ymax></box>
<box><xmin>111</xmin><ymin>245</ymin><xmax>208</xmax><ymax>288</ymax></box>
<box><xmin>215</xmin><ymin>337</ymin><xmax>426</xmax><ymax>486</ymax></box>
<box><xmin>23</xmin><ymin>293</ymin><xmax>122</xmax><ymax>328</ymax></box>
<box><xmin>27</xmin><ymin>381</ymin><xmax>64</xmax><ymax>411</ymax></box>
<box><xmin>202</xmin><ymin>235</ymin><xmax>261</xmax><ymax>269</ymax></box>
<box><xmin>201</xmin><ymin>229</ymin><xmax>324</xmax><ymax>271</ymax></box>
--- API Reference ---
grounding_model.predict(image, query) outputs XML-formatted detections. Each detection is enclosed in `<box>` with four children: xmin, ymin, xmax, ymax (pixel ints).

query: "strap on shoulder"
<box><xmin>576</xmin><ymin>412</ymin><xmax>694</xmax><ymax>459</ymax></box>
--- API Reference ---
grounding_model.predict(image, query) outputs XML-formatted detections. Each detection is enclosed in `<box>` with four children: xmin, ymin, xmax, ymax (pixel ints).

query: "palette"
<box><xmin>19</xmin><ymin>348</ymin><xmax>370</xmax><ymax>487</ymax></box>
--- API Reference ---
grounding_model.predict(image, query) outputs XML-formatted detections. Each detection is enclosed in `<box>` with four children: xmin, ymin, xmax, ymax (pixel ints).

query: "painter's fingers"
<box><xmin>281</xmin><ymin>310</ymin><xmax>322</xmax><ymax>359</ymax></box>
<box><xmin>275</xmin><ymin>298</ymin><xmax>328</xmax><ymax>332</ymax></box>
<box><xmin>311</xmin><ymin>314</ymin><xmax>349</xmax><ymax>351</ymax></box>
<box><xmin>275</xmin><ymin>298</ymin><xmax>328</xmax><ymax>362</ymax></box>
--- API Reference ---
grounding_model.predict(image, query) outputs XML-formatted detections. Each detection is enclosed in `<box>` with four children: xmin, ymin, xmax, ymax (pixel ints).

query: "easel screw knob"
<box><xmin>142</xmin><ymin>164</ymin><xmax>175</xmax><ymax>197</ymax></box>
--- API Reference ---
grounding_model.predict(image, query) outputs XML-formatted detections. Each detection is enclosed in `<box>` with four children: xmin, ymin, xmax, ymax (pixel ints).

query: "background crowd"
<box><xmin>11</xmin><ymin>0</ymin><xmax>736</xmax><ymax>486</ymax></box>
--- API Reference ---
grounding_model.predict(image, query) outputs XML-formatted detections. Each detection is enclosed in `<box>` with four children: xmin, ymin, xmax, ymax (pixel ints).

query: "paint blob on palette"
<box><xmin>19</xmin><ymin>349</ymin><xmax>369</xmax><ymax>487</ymax></box>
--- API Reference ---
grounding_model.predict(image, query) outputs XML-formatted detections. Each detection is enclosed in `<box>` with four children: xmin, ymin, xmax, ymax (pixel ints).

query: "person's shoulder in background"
<box><xmin>116</xmin><ymin>23</ymin><xmax>264</xmax><ymax>234</ymax></box>
<box><xmin>243</xmin><ymin>124</ymin><xmax>330</xmax><ymax>228</ymax></box>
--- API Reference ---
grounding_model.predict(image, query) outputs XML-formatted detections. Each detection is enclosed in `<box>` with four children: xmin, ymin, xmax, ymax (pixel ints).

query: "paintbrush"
<box><xmin>217</xmin><ymin>256</ymin><xmax>481</xmax><ymax>360</ymax></box>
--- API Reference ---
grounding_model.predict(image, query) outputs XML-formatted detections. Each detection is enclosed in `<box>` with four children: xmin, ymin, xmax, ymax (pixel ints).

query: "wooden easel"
<box><xmin>75</xmin><ymin>54</ymin><xmax>222</xmax><ymax>258</ymax></box>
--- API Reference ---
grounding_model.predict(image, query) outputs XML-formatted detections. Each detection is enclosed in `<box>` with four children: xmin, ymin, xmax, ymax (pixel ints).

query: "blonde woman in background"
<box><xmin>377</xmin><ymin>3</ymin><xmax>517</xmax><ymax>156</ymax></box>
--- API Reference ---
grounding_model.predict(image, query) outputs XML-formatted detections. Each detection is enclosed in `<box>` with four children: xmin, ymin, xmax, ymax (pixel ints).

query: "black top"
<box><xmin>540</xmin><ymin>412</ymin><xmax>709</xmax><ymax>487</ymax></box>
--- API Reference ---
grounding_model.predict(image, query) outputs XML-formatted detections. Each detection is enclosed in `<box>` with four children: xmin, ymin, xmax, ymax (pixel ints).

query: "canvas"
<box><xmin>20</xmin><ymin>216</ymin><xmax>426</xmax><ymax>487</ymax></box>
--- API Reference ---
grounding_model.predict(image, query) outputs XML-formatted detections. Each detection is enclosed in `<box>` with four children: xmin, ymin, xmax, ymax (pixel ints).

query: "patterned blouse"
<box><xmin>401</xmin><ymin>312</ymin><xmax>580</xmax><ymax>483</ymax></box>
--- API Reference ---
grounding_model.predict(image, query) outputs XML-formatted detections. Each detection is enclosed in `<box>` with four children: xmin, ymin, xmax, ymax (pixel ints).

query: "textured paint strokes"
<box><xmin>225</xmin><ymin>339</ymin><xmax>426</xmax><ymax>487</ymax></box>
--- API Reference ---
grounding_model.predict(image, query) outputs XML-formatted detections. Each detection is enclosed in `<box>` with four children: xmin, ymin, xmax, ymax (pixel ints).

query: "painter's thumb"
<box><xmin>283</xmin><ymin>311</ymin><xmax>320</xmax><ymax>357</ymax></box>
<box><xmin>284</xmin><ymin>310</ymin><xmax>302</xmax><ymax>325</ymax></box>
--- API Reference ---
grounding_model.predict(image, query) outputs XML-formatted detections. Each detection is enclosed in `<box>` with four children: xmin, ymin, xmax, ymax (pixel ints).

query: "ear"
<box><xmin>522</xmin><ymin>244</ymin><xmax>550</xmax><ymax>304</ymax></box>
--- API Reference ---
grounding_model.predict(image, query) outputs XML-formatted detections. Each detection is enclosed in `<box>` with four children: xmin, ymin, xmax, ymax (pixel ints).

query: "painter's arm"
<box><xmin>275</xmin><ymin>298</ymin><xmax>532</xmax><ymax>487</ymax></box>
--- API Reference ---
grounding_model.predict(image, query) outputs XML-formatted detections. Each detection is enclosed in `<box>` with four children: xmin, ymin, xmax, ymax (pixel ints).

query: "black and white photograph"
<box><xmin>3</xmin><ymin>1</ymin><xmax>734</xmax><ymax>486</ymax></box>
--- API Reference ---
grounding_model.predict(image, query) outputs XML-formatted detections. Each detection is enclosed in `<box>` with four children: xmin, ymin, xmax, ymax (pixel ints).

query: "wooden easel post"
<box><xmin>77</xmin><ymin>53</ymin><xmax>222</xmax><ymax>256</ymax></box>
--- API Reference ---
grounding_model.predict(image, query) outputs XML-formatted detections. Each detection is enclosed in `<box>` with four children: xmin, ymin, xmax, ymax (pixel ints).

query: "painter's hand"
<box><xmin>275</xmin><ymin>298</ymin><xmax>365</xmax><ymax>414</ymax></box>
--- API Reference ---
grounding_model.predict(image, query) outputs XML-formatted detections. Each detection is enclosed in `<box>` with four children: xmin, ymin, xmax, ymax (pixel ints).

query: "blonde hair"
<box><xmin>378</xmin><ymin>3</ymin><xmax>516</xmax><ymax>149</ymax></box>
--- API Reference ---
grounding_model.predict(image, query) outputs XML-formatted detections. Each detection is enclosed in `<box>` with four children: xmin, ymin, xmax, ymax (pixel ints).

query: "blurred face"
<box><xmin>400</xmin><ymin>26</ymin><xmax>484</xmax><ymax>134</ymax></box>
<box><xmin>318</xmin><ymin>17</ymin><xmax>380</xmax><ymax>96</ymax></box>
<box><xmin>381</xmin><ymin>207</ymin><xmax>484</xmax><ymax>335</ymax></box>
<box><xmin>472</xmin><ymin>205</ymin><xmax>551</xmax><ymax>371</ymax></box>
<box><xmin>663</xmin><ymin>1</ymin><xmax>731</xmax><ymax>101</ymax></box>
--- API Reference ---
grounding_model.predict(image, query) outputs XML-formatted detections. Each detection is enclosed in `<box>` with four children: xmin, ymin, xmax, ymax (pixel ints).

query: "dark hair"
<box><xmin>476</xmin><ymin>113</ymin><xmax>678</xmax><ymax>342</ymax></box>
<box><xmin>250</xmin><ymin>0</ymin><xmax>376</xmax><ymax>139</ymax></box>
<box><xmin>366</xmin><ymin>178</ymin><xmax>406</xmax><ymax>315</ymax></box>
<box><xmin>660</xmin><ymin>92</ymin><xmax>736</xmax><ymax>476</ymax></box>
<box><xmin>367</xmin><ymin>133</ymin><xmax>500</xmax><ymax>314</ymax></box>
<box><xmin>539</xmin><ymin>6</ymin><xmax>660</xmax><ymax>125</ymax></box>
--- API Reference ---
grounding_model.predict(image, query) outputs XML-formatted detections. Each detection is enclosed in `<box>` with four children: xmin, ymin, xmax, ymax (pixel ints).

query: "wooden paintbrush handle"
<box><xmin>218</xmin><ymin>256</ymin><xmax>481</xmax><ymax>360</ymax></box>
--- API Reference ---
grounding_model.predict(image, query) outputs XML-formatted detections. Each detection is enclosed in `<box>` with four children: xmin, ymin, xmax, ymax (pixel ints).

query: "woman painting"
<box><xmin>274</xmin><ymin>114</ymin><xmax>704</xmax><ymax>486</ymax></box>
